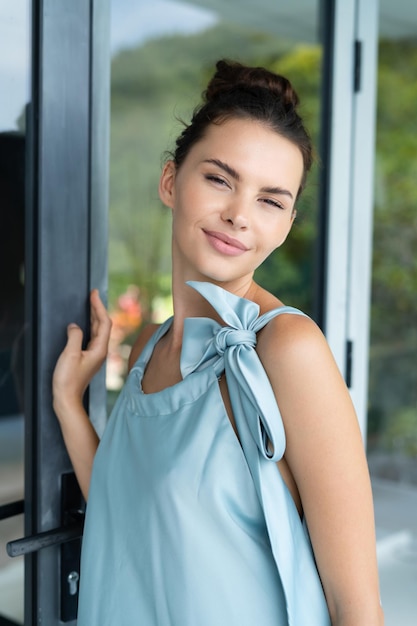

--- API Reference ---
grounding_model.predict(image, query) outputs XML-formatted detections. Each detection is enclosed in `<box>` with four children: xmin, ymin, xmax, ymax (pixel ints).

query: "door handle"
<box><xmin>0</xmin><ymin>499</ymin><xmax>24</xmax><ymax>521</ymax></box>
<box><xmin>6</xmin><ymin>510</ymin><xmax>84</xmax><ymax>557</ymax></box>
<box><xmin>6</xmin><ymin>473</ymin><xmax>84</xmax><ymax>622</ymax></box>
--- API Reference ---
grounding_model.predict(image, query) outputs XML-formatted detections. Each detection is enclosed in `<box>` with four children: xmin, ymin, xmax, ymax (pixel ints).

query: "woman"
<box><xmin>53</xmin><ymin>59</ymin><xmax>383</xmax><ymax>625</ymax></box>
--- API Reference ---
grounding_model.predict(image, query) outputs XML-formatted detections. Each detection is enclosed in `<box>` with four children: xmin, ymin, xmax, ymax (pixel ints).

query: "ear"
<box><xmin>159</xmin><ymin>160</ymin><xmax>176</xmax><ymax>209</ymax></box>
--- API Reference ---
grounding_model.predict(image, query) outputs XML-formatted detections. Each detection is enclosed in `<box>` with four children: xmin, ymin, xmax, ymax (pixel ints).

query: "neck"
<box><xmin>168</xmin><ymin>270</ymin><xmax>258</xmax><ymax>347</ymax></box>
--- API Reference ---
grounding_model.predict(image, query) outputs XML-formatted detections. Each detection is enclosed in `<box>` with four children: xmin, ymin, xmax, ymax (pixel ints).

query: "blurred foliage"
<box><xmin>381</xmin><ymin>408</ymin><xmax>417</xmax><ymax>458</ymax></box>
<box><xmin>371</xmin><ymin>39</ymin><xmax>417</xmax><ymax>340</ymax></box>
<box><xmin>367</xmin><ymin>38</ymin><xmax>417</xmax><ymax>461</ymax></box>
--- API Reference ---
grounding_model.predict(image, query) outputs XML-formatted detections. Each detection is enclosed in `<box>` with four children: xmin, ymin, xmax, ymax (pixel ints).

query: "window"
<box><xmin>367</xmin><ymin>3</ymin><xmax>417</xmax><ymax>622</ymax></box>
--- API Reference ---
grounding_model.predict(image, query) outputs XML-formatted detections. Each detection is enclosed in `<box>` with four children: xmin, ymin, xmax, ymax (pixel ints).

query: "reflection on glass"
<box><xmin>0</xmin><ymin>2</ymin><xmax>30</xmax><ymax>624</ymax></box>
<box><xmin>367</xmin><ymin>36</ymin><xmax>417</xmax><ymax>486</ymax></box>
<box><xmin>108</xmin><ymin>0</ymin><xmax>323</xmax><ymax>402</ymax></box>
<box><xmin>0</xmin><ymin>1</ymin><xmax>30</xmax><ymax>132</ymax></box>
<box><xmin>367</xmin><ymin>9</ymin><xmax>417</xmax><ymax>624</ymax></box>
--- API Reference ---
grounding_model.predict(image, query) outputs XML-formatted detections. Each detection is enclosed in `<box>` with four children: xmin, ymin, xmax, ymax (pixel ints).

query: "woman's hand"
<box><xmin>53</xmin><ymin>289</ymin><xmax>112</xmax><ymax>417</ymax></box>
<box><xmin>51</xmin><ymin>290</ymin><xmax>111</xmax><ymax>500</ymax></box>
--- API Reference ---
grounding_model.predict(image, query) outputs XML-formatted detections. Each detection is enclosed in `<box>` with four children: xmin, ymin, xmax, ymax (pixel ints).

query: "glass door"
<box><xmin>367</xmin><ymin>2</ymin><xmax>417</xmax><ymax>623</ymax></box>
<box><xmin>107</xmin><ymin>0</ymin><xmax>332</xmax><ymax>406</ymax></box>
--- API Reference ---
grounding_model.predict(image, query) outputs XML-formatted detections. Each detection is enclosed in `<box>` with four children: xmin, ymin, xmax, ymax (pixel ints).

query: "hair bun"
<box><xmin>204</xmin><ymin>59</ymin><xmax>299</xmax><ymax>109</ymax></box>
<box><xmin>172</xmin><ymin>58</ymin><xmax>312</xmax><ymax>196</ymax></box>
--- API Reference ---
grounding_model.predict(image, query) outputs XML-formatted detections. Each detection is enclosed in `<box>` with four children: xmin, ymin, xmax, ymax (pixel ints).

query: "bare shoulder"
<box><xmin>255</xmin><ymin>295</ymin><xmax>349</xmax><ymax>412</ymax></box>
<box><xmin>256</xmin><ymin>295</ymin><xmax>356</xmax><ymax>450</ymax></box>
<box><xmin>251</xmin><ymin>283</ymin><xmax>330</xmax><ymax>373</ymax></box>
<box><xmin>257</xmin><ymin>307</ymin><xmax>331</xmax><ymax>371</ymax></box>
<box><xmin>128</xmin><ymin>323</ymin><xmax>160</xmax><ymax>371</ymax></box>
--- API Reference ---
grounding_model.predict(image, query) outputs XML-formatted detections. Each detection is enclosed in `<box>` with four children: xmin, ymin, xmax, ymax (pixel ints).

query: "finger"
<box><xmin>90</xmin><ymin>290</ymin><xmax>112</xmax><ymax>343</ymax></box>
<box><xmin>90</xmin><ymin>290</ymin><xmax>111</xmax><ymax>328</ymax></box>
<box><xmin>90</xmin><ymin>289</ymin><xmax>108</xmax><ymax>318</ymax></box>
<box><xmin>65</xmin><ymin>324</ymin><xmax>84</xmax><ymax>352</ymax></box>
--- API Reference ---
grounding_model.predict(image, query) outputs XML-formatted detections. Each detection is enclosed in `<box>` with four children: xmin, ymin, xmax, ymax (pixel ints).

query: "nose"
<box><xmin>221</xmin><ymin>200</ymin><xmax>249</xmax><ymax>230</ymax></box>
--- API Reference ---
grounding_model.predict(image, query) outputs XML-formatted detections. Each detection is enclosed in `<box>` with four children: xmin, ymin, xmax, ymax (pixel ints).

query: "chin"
<box><xmin>192</xmin><ymin>266</ymin><xmax>254</xmax><ymax>286</ymax></box>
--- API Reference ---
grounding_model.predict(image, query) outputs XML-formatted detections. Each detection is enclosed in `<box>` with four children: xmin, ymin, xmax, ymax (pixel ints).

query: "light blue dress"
<box><xmin>77</xmin><ymin>282</ymin><xmax>331</xmax><ymax>626</ymax></box>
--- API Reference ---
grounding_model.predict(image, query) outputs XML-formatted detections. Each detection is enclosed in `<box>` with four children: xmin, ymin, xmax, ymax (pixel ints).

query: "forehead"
<box><xmin>189</xmin><ymin>117</ymin><xmax>304</xmax><ymax>188</ymax></box>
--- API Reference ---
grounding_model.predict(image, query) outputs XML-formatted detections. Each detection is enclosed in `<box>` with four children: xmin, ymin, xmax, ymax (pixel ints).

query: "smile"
<box><xmin>203</xmin><ymin>230</ymin><xmax>249</xmax><ymax>256</ymax></box>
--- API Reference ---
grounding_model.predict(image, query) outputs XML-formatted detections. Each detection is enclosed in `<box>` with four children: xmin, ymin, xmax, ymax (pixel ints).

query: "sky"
<box><xmin>110</xmin><ymin>0</ymin><xmax>217</xmax><ymax>55</ymax></box>
<box><xmin>0</xmin><ymin>0</ymin><xmax>217</xmax><ymax>131</ymax></box>
<box><xmin>0</xmin><ymin>0</ymin><xmax>31</xmax><ymax>131</ymax></box>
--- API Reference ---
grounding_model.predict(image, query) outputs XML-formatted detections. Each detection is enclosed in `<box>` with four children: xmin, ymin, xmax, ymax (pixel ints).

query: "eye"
<box><xmin>260</xmin><ymin>197</ymin><xmax>285</xmax><ymax>210</ymax></box>
<box><xmin>205</xmin><ymin>174</ymin><xmax>230</xmax><ymax>188</ymax></box>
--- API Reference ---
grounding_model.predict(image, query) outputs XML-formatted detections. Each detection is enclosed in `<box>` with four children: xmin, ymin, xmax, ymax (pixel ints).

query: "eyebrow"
<box><xmin>203</xmin><ymin>158</ymin><xmax>240</xmax><ymax>181</ymax></box>
<box><xmin>203</xmin><ymin>158</ymin><xmax>294</xmax><ymax>201</ymax></box>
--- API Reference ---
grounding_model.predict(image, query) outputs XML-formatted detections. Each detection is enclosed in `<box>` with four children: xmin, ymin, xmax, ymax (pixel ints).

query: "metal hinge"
<box><xmin>345</xmin><ymin>340</ymin><xmax>353</xmax><ymax>388</ymax></box>
<box><xmin>354</xmin><ymin>40</ymin><xmax>362</xmax><ymax>92</ymax></box>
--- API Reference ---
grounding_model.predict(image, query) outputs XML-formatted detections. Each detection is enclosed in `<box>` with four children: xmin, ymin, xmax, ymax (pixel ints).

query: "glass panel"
<box><xmin>0</xmin><ymin>1</ymin><xmax>31</xmax><ymax>623</ymax></box>
<box><xmin>108</xmin><ymin>0</ymin><xmax>324</xmax><ymax>405</ymax></box>
<box><xmin>368</xmin><ymin>2</ymin><xmax>417</xmax><ymax>623</ymax></box>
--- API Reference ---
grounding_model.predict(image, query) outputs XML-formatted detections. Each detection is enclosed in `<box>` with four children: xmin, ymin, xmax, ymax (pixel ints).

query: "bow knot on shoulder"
<box><xmin>214</xmin><ymin>327</ymin><xmax>256</xmax><ymax>355</ymax></box>
<box><xmin>179</xmin><ymin>281</ymin><xmax>292</xmax><ymax>462</ymax></box>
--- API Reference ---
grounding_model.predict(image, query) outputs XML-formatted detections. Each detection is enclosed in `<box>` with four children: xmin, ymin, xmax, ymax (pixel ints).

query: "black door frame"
<box><xmin>23</xmin><ymin>1</ymin><xmax>109</xmax><ymax>623</ymax></box>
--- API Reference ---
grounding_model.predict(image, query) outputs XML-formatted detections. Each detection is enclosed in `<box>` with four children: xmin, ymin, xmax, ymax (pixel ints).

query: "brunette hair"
<box><xmin>172</xmin><ymin>59</ymin><xmax>313</xmax><ymax>198</ymax></box>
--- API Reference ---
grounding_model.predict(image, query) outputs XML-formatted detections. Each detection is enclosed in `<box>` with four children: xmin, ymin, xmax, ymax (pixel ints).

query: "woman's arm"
<box><xmin>258</xmin><ymin>315</ymin><xmax>384</xmax><ymax>626</ymax></box>
<box><xmin>52</xmin><ymin>289</ymin><xmax>112</xmax><ymax>500</ymax></box>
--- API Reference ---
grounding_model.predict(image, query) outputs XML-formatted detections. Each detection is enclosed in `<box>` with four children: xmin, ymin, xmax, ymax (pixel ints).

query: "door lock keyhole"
<box><xmin>67</xmin><ymin>571</ymin><xmax>79</xmax><ymax>596</ymax></box>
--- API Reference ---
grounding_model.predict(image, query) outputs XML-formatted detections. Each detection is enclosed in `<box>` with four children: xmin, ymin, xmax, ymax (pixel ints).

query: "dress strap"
<box><xmin>130</xmin><ymin>317</ymin><xmax>173</xmax><ymax>372</ymax></box>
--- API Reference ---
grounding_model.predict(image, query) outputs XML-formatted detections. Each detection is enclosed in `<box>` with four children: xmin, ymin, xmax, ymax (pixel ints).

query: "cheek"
<box><xmin>172</xmin><ymin>185</ymin><xmax>199</xmax><ymax>215</ymax></box>
<box><xmin>276</xmin><ymin>225</ymin><xmax>293</xmax><ymax>248</ymax></box>
<box><xmin>260</xmin><ymin>210</ymin><xmax>294</xmax><ymax>236</ymax></box>
<box><xmin>261</xmin><ymin>216</ymin><xmax>293</xmax><ymax>247</ymax></box>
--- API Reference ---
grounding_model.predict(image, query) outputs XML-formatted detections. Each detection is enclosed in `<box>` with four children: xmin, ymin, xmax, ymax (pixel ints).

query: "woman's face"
<box><xmin>159</xmin><ymin>117</ymin><xmax>304</xmax><ymax>287</ymax></box>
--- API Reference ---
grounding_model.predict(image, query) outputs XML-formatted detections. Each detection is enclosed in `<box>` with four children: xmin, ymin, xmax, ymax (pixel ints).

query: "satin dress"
<box><xmin>77</xmin><ymin>282</ymin><xmax>331</xmax><ymax>626</ymax></box>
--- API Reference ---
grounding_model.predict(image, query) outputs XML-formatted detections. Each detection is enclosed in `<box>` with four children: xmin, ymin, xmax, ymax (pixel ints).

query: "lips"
<box><xmin>203</xmin><ymin>229</ymin><xmax>249</xmax><ymax>256</ymax></box>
